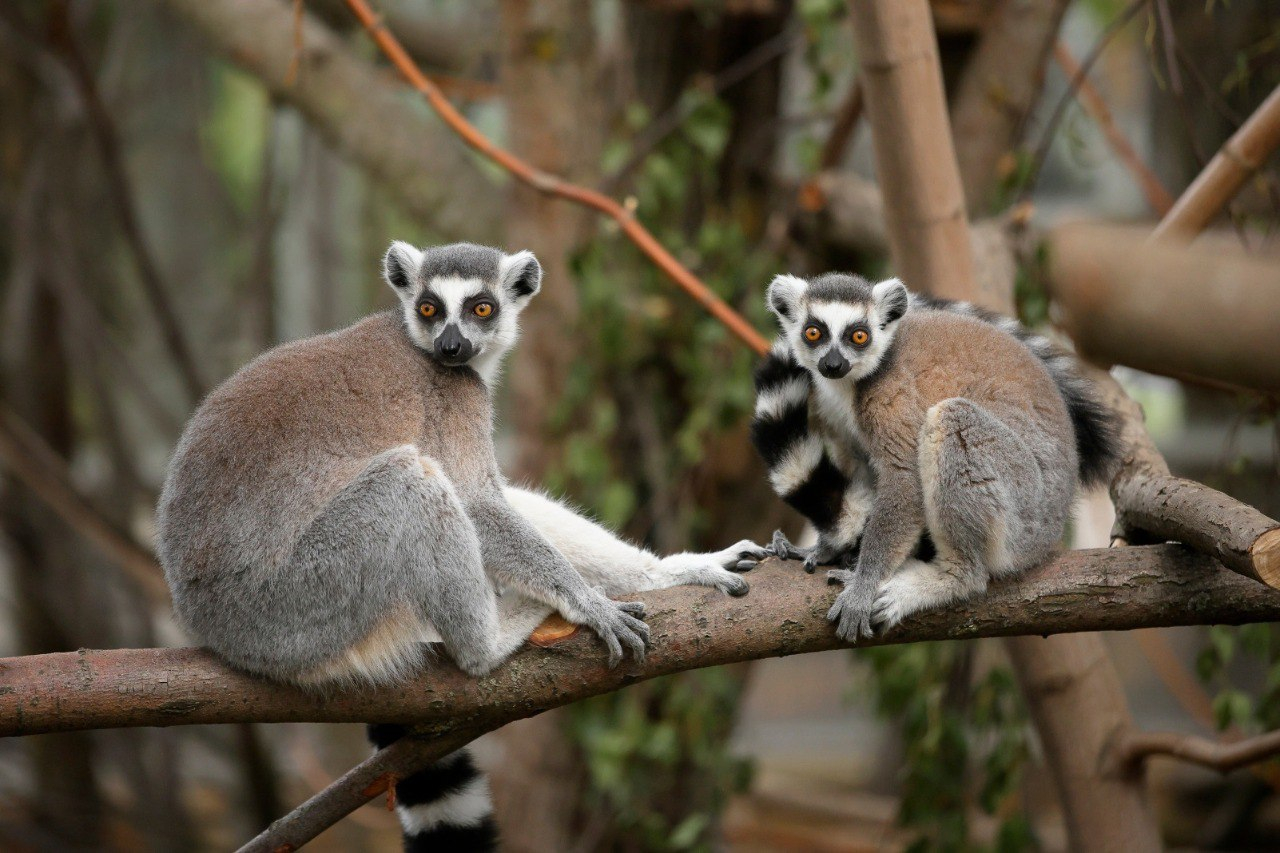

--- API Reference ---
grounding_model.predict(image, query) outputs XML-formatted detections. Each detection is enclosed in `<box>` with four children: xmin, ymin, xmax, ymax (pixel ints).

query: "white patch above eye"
<box><xmin>428</xmin><ymin>277</ymin><xmax>486</xmax><ymax>317</ymax></box>
<box><xmin>806</xmin><ymin>301</ymin><xmax>868</xmax><ymax>335</ymax></box>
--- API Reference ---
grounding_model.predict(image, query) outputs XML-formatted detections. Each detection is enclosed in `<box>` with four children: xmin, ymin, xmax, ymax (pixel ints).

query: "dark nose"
<box><xmin>818</xmin><ymin>349</ymin><xmax>851</xmax><ymax>379</ymax></box>
<box><xmin>434</xmin><ymin>325</ymin><xmax>469</xmax><ymax>362</ymax></box>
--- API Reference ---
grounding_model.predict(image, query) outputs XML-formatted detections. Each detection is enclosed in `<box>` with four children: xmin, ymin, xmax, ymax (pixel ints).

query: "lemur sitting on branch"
<box><xmin>157</xmin><ymin>242</ymin><xmax>767</xmax><ymax>851</ymax></box>
<box><xmin>743</xmin><ymin>272</ymin><xmax>1120</xmax><ymax>642</ymax></box>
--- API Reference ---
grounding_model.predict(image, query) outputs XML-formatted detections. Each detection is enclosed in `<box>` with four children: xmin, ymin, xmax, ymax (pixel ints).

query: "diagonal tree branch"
<box><xmin>3</xmin><ymin>547</ymin><xmax>1280</xmax><ymax>740</ymax></box>
<box><xmin>237</xmin><ymin>727</ymin><xmax>479</xmax><ymax>853</ymax></box>
<box><xmin>0</xmin><ymin>404</ymin><xmax>169</xmax><ymax>604</ymax></box>
<box><xmin>339</xmin><ymin>0</ymin><xmax>768</xmax><ymax>353</ymax></box>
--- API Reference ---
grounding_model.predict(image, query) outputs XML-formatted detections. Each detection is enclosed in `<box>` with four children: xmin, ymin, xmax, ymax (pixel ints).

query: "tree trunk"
<box><xmin>845</xmin><ymin>2</ymin><xmax>1161</xmax><ymax>847</ymax></box>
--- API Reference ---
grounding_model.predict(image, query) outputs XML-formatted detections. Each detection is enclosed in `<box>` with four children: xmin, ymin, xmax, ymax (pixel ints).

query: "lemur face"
<box><xmin>383</xmin><ymin>242</ymin><xmax>542</xmax><ymax>373</ymax></box>
<box><xmin>766</xmin><ymin>272</ymin><xmax>909</xmax><ymax>382</ymax></box>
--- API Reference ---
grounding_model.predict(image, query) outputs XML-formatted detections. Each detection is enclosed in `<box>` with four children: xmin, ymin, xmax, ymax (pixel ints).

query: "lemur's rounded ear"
<box><xmin>382</xmin><ymin>241</ymin><xmax>423</xmax><ymax>291</ymax></box>
<box><xmin>872</xmin><ymin>277</ymin><xmax>909</xmax><ymax>324</ymax></box>
<box><xmin>766</xmin><ymin>274</ymin><xmax>808</xmax><ymax>323</ymax></box>
<box><xmin>498</xmin><ymin>250</ymin><xmax>542</xmax><ymax>303</ymax></box>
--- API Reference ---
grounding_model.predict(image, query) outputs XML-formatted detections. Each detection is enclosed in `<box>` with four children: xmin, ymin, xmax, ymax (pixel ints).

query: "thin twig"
<box><xmin>44</xmin><ymin>2</ymin><xmax>207</xmax><ymax>402</ymax></box>
<box><xmin>602</xmin><ymin>25</ymin><xmax>799</xmax><ymax>195</ymax></box>
<box><xmin>1052</xmin><ymin>42</ymin><xmax>1174</xmax><ymax>215</ymax></box>
<box><xmin>236</xmin><ymin>728</ymin><xmax>478</xmax><ymax>853</ymax></box>
<box><xmin>0</xmin><ymin>404</ymin><xmax>169</xmax><ymax>604</ymax></box>
<box><xmin>1020</xmin><ymin>0</ymin><xmax>1148</xmax><ymax>202</ymax></box>
<box><xmin>1116</xmin><ymin>728</ymin><xmax>1280</xmax><ymax>775</ymax></box>
<box><xmin>341</xmin><ymin>0</ymin><xmax>768</xmax><ymax>355</ymax></box>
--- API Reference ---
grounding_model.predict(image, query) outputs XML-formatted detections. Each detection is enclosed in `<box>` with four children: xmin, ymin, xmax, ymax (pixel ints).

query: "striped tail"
<box><xmin>367</xmin><ymin>724</ymin><xmax>498</xmax><ymax>852</ymax></box>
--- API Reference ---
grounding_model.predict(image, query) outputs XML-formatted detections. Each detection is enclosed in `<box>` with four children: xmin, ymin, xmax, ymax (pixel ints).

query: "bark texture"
<box><xmin>4</xmin><ymin>548</ymin><xmax>1279</xmax><ymax>738</ymax></box>
<box><xmin>1088</xmin><ymin>362</ymin><xmax>1280</xmax><ymax>587</ymax></box>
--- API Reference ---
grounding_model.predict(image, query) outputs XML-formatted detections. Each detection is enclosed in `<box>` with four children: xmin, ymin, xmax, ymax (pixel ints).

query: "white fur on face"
<box><xmin>797</xmin><ymin>295</ymin><xmax>902</xmax><ymax>384</ymax></box>
<box><xmin>391</xmin><ymin>274</ymin><xmax>525</xmax><ymax>389</ymax></box>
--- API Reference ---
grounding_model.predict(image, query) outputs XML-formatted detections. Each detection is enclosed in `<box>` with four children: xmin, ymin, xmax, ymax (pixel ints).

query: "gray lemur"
<box><xmin>157</xmin><ymin>242</ymin><xmax>767</xmax><ymax>850</ymax></box>
<box><xmin>744</xmin><ymin>272</ymin><xmax>1119</xmax><ymax>642</ymax></box>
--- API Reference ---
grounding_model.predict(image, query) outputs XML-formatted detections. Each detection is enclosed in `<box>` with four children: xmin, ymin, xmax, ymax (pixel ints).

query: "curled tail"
<box><xmin>910</xmin><ymin>295</ymin><xmax>1122</xmax><ymax>488</ymax></box>
<box><xmin>367</xmin><ymin>725</ymin><xmax>498</xmax><ymax>852</ymax></box>
<box><xmin>749</xmin><ymin>343</ymin><xmax>850</xmax><ymax>527</ymax></box>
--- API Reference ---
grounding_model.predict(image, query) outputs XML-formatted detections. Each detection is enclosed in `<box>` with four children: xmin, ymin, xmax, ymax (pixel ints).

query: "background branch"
<box><xmin>0</xmin><ymin>405</ymin><xmax>168</xmax><ymax>603</ymax></box>
<box><xmin>1115</xmin><ymin>729</ymin><xmax>1280</xmax><ymax>776</ymax></box>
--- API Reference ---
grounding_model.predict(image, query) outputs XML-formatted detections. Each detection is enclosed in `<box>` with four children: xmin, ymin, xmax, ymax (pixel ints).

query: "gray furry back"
<box><xmin>908</xmin><ymin>294</ymin><xmax>1121</xmax><ymax>487</ymax></box>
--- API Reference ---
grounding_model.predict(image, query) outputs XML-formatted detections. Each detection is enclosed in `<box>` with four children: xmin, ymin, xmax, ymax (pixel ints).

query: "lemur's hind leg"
<box><xmin>502</xmin><ymin>487</ymin><xmax>765</xmax><ymax>598</ymax></box>
<box><xmin>872</xmin><ymin>398</ymin><xmax>1043</xmax><ymax>632</ymax></box>
<box><xmin>291</xmin><ymin>446</ymin><xmax>517</xmax><ymax>684</ymax></box>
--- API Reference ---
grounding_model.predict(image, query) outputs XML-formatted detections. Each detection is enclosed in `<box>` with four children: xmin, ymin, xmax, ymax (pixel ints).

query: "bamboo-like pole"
<box><xmin>846</xmin><ymin>0</ymin><xmax>979</xmax><ymax>305</ymax></box>
<box><xmin>1154</xmin><ymin>82</ymin><xmax>1280</xmax><ymax>240</ymax></box>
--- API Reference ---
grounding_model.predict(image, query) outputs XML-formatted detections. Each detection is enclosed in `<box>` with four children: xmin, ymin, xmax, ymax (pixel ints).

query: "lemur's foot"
<box><xmin>578</xmin><ymin>597</ymin><xmax>650</xmax><ymax>668</ymax></box>
<box><xmin>826</xmin><ymin>568</ymin><xmax>877</xmax><ymax>643</ymax></box>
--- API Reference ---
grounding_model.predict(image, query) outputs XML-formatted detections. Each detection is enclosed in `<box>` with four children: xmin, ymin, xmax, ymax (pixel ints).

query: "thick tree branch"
<box><xmin>1086</xmin><ymin>362</ymin><xmax>1280</xmax><ymax>587</ymax></box>
<box><xmin>846</xmin><ymin>0</ymin><xmax>977</xmax><ymax>304</ymax></box>
<box><xmin>3</xmin><ymin>548</ymin><xmax>1279</xmax><ymax>739</ymax></box>
<box><xmin>1047</xmin><ymin>223</ymin><xmax>1280</xmax><ymax>395</ymax></box>
<box><xmin>1113</xmin><ymin>729</ymin><xmax>1280</xmax><ymax>776</ymax></box>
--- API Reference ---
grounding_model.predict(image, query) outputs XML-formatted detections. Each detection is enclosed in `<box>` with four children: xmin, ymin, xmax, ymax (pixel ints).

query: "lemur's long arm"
<box><xmin>748</xmin><ymin>344</ymin><xmax>873</xmax><ymax>568</ymax></box>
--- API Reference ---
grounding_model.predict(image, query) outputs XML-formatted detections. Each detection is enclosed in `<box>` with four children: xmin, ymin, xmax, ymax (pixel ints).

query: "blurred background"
<box><xmin>1</xmin><ymin>0</ymin><xmax>1278</xmax><ymax>850</ymax></box>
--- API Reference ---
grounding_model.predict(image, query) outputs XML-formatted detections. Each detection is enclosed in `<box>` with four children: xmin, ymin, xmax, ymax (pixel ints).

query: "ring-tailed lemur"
<box><xmin>744</xmin><ymin>272</ymin><xmax>1119</xmax><ymax>641</ymax></box>
<box><xmin>157</xmin><ymin>242</ymin><xmax>767</xmax><ymax>851</ymax></box>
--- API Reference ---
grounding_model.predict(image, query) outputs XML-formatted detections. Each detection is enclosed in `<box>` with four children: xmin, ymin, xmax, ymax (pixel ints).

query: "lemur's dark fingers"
<box><xmin>769</xmin><ymin>529</ymin><xmax>808</xmax><ymax>562</ymax></box>
<box><xmin>803</xmin><ymin>554</ymin><xmax>820</xmax><ymax>574</ymax></box>
<box><xmin>617</xmin><ymin>601</ymin><xmax>646</xmax><ymax>617</ymax></box>
<box><xmin>733</xmin><ymin>559</ymin><xmax>759</xmax><ymax>572</ymax></box>
<box><xmin>725</xmin><ymin>577</ymin><xmax>750</xmax><ymax>597</ymax></box>
<box><xmin>601</xmin><ymin>630</ymin><xmax>624</xmax><ymax>668</ymax></box>
<box><xmin>620</xmin><ymin>613</ymin><xmax>651</xmax><ymax>648</ymax></box>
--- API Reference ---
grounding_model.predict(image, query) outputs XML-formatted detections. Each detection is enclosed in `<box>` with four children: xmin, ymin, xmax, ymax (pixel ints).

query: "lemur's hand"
<box><xmin>825</xmin><ymin>566</ymin><xmax>878</xmax><ymax>643</ymax></box>
<box><xmin>577</xmin><ymin>595</ymin><xmax>650</xmax><ymax>668</ymax></box>
<box><xmin>765</xmin><ymin>530</ymin><xmax>856</xmax><ymax>574</ymax></box>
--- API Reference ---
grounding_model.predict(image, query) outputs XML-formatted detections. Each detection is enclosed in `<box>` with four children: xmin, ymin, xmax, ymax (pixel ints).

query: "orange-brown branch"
<box><xmin>341</xmin><ymin>0</ymin><xmax>769</xmax><ymax>355</ymax></box>
<box><xmin>1053</xmin><ymin>42</ymin><xmax>1174</xmax><ymax>216</ymax></box>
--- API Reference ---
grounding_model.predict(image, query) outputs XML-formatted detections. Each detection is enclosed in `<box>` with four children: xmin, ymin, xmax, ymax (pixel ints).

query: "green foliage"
<box><xmin>201</xmin><ymin>66</ymin><xmax>270</xmax><ymax>214</ymax></box>
<box><xmin>567</xmin><ymin>670</ymin><xmax>753</xmax><ymax>851</ymax></box>
<box><xmin>1198</xmin><ymin>623</ymin><xmax>1280</xmax><ymax>735</ymax></box>
<box><xmin>554</xmin><ymin>91</ymin><xmax>776</xmax><ymax>851</ymax></box>
<box><xmin>860</xmin><ymin>643</ymin><xmax>1037</xmax><ymax>852</ymax></box>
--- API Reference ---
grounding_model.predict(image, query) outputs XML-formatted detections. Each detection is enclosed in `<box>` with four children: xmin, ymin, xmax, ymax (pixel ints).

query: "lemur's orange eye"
<box><xmin>419</xmin><ymin>303</ymin><xmax>437</xmax><ymax>318</ymax></box>
<box><xmin>473</xmin><ymin>302</ymin><xmax>494</xmax><ymax>318</ymax></box>
<box><xmin>804</xmin><ymin>325</ymin><xmax>822</xmax><ymax>342</ymax></box>
<box><xmin>851</xmin><ymin>328</ymin><xmax>870</xmax><ymax>347</ymax></box>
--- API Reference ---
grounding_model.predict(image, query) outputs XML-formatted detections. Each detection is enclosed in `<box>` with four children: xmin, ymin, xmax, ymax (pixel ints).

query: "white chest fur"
<box><xmin>811</xmin><ymin>377</ymin><xmax>867</xmax><ymax>469</ymax></box>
